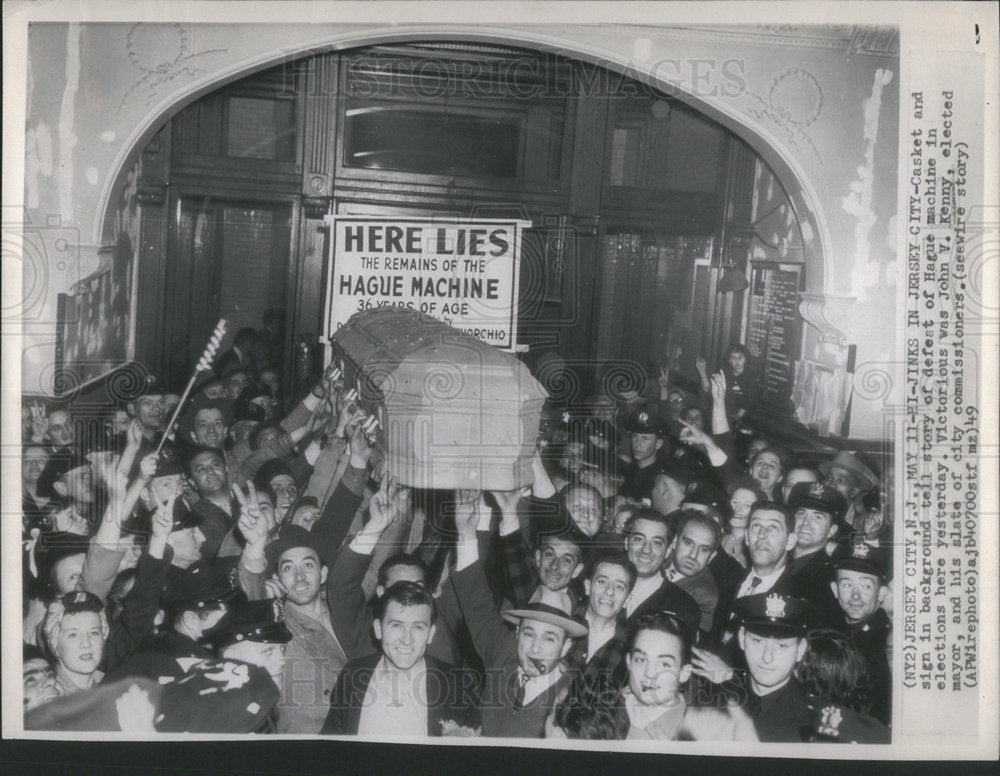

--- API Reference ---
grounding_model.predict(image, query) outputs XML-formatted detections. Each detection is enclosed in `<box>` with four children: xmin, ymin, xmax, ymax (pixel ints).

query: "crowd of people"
<box><xmin>18</xmin><ymin>323</ymin><xmax>893</xmax><ymax>744</ymax></box>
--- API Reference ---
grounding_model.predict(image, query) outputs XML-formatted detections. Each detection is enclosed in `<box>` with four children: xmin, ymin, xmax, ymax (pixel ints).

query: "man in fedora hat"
<box><xmin>450</xmin><ymin>492</ymin><xmax>588</xmax><ymax>737</ymax></box>
<box><xmin>261</xmin><ymin>525</ymin><xmax>349</xmax><ymax>733</ymax></box>
<box><xmin>819</xmin><ymin>451</ymin><xmax>878</xmax><ymax>532</ymax></box>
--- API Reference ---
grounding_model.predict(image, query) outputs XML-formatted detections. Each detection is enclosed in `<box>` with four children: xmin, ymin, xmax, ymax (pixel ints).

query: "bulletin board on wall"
<box><xmin>744</xmin><ymin>261</ymin><xmax>804</xmax><ymax>415</ymax></box>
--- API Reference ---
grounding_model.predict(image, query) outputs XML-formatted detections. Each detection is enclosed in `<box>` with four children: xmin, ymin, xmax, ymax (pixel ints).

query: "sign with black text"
<box><xmin>324</xmin><ymin>216</ymin><xmax>530</xmax><ymax>349</ymax></box>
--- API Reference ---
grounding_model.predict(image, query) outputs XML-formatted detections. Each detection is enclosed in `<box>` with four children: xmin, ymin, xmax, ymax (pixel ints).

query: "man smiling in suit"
<box><xmin>321</xmin><ymin>581</ymin><xmax>478</xmax><ymax>737</ymax></box>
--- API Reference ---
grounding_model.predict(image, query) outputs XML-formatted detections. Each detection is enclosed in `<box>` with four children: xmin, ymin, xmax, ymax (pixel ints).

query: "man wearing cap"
<box><xmin>820</xmin><ymin>451</ymin><xmax>878</xmax><ymax>533</ymax></box>
<box><xmin>262</xmin><ymin>526</ymin><xmax>349</xmax><ymax>734</ymax></box>
<box><xmin>734</xmin><ymin>592</ymin><xmax>813</xmax><ymax>741</ymax></box>
<box><xmin>788</xmin><ymin>482</ymin><xmax>847</xmax><ymax>627</ymax></box>
<box><xmin>450</xmin><ymin>492</ymin><xmax>588</xmax><ymax>737</ymax></box>
<box><xmin>36</xmin><ymin>449</ymin><xmax>97</xmax><ymax>524</ymax></box>
<box><xmin>322</xmin><ymin>581</ymin><xmax>479</xmax><ymax>737</ymax></box>
<box><xmin>664</xmin><ymin>510</ymin><xmax>720</xmax><ymax>635</ymax></box>
<box><xmin>649</xmin><ymin>461</ymin><xmax>691</xmax><ymax>517</ymax></box>
<box><xmin>119</xmin><ymin>376</ymin><xmax>168</xmax><ymax>456</ymax></box>
<box><xmin>831</xmin><ymin>538</ymin><xmax>892</xmax><ymax>725</ymax></box>
<box><xmin>621</xmin><ymin>510</ymin><xmax>701</xmax><ymax>637</ymax></box>
<box><xmin>102</xmin><ymin>497</ymin><xmax>246</xmax><ymax>679</ymax></box>
<box><xmin>619</xmin><ymin>410</ymin><xmax>668</xmax><ymax>501</ymax></box>
<box><xmin>202</xmin><ymin>598</ymin><xmax>292</xmax><ymax>691</ymax></box>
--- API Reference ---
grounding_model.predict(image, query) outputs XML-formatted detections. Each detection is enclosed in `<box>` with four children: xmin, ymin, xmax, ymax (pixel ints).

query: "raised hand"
<box><xmin>710</xmin><ymin>370</ymin><xmax>727</xmax><ymax>403</ymax></box>
<box><xmin>263</xmin><ymin>577</ymin><xmax>289</xmax><ymax>600</ymax></box>
<box><xmin>150</xmin><ymin>498</ymin><xmax>175</xmax><ymax>540</ymax></box>
<box><xmin>490</xmin><ymin>488</ymin><xmax>522</xmax><ymax>519</ymax></box>
<box><xmin>676</xmin><ymin>417</ymin><xmax>710</xmax><ymax>448</ymax></box>
<box><xmin>29</xmin><ymin>402</ymin><xmax>48</xmax><ymax>442</ymax></box>
<box><xmin>453</xmin><ymin>489</ymin><xmax>482</xmax><ymax>539</ymax></box>
<box><xmin>233</xmin><ymin>482</ymin><xmax>269</xmax><ymax>547</ymax></box>
<box><xmin>658</xmin><ymin>365</ymin><xmax>671</xmax><ymax>391</ymax></box>
<box><xmin>334</xmin><ymin>400</ymin><xmax>366</xmax><ymax>439</ymax></box>
<box><xmin>138</xmin><ymin>452</ymin><xmax>158</xmax><ymax>482</ymax></box>
<box><xmin>690</xmin><ymin>646</ymin><xmax>735</xmax><ymax>684</ymax></box>
<box><xmin>366</xmin><ymin>477</ymin><xmax>396</xmax><ymax>534</ymax></box>
<box><xmin>347</xmin><ymin>418</ymin><xmax>373</xmax><ymax>465</ymax></box>
<box><xmin>126</xmin><ymin>419</ymin><xmax>145</xmax><ymax>449</ymax></box>
<box><xmin>115</xmin><ymin>684</ymin><xmax>157</xmax><ymax>733</ymax></box>
<box><xmin>695</xmin><ymin>356</ymin><xmax>708</xmax><ymax>375</ymax></box>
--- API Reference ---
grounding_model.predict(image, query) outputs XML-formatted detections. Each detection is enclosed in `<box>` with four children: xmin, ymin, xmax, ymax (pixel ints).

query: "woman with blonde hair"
<box><xmin>43</xmin><ymin>590</ymin><xmax>108</xmax><ymax>696</ymax></box>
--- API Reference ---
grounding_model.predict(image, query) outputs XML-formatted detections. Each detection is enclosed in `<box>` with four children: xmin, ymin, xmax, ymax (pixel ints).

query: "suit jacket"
<box><xmin>321</xmin><ymin>654</ymin><xmax>479</xmax><ymax>736</ymax></box>
<box><xmin>623</xmin><ymin>578</ymin><xmax>702</xmax><ymax>641</ymax></box>
<box><xmin>673</xmin><ymin>566</ymin><xmax>719</xmax><ymax>635</ymax></box>
<box><xmin>451</xmin><ymin>558</ymin><xmax>574</xmax><ymax>738</ymax></box>
<box><xmin>790</xmin><ymin>549</ymin><xmax>840</xmax><ymax>628</ymax></box>
<box><xmin>276</xmin><ymin>605</ymin><xmax>349</xmax><ymax>734</ymax></box>
<box><xmin>710</xmin><ymin>565</ymin><xmax>794</xmax><ymax>659</ymax></box>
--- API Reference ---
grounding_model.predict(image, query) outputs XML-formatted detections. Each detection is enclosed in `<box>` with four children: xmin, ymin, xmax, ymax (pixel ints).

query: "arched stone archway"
<box><xmin>96</xmin><ymin>27</ymin><xmax>828</xmax><ymax>292</ymax></box>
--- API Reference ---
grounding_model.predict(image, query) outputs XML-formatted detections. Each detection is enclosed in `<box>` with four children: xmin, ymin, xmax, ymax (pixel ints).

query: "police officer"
<box><xmin>619</xmin><ymin>409</ymin><xmax>668</xmax><ymax>501</ymax></box>
<box><xmin>787</xmin><ymin>482</ymin><xmax>848</xmax><ymax>627</ymax></box>
<box><xmin>733</xmin><ymin>592</ymin><xmax>813</xmax><ymax>742</ymax></box>
<box><xmin>830</xmin><ymin>538</ymin><xmax>892</xmax><ymax>726</ymax></box>
<box><xmin>202</xmin><ymin>597</ymin><xmax>293</xmax><ymax>690</ymax></box>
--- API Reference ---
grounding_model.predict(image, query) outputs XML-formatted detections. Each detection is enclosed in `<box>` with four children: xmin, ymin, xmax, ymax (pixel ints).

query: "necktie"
<box><xmin>514</xmin><ymin>674</ymin><xmax>530</xmax><ymax>709</ymax></box>
<box><xmin>749</xmin><ymin>575</ymin><xmax>763</xmax><ymax>591</ymax></box>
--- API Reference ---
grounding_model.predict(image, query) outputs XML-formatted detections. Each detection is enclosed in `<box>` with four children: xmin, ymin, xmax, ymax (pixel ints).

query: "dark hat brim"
<box><xmin>788</xmin><ymin>495</ymin><xmax>847</xmax><ymax>522</ymax></box>
<box><xmin>834</xmin><ymin>557</ymin><xmax>889</xmax><ymax>581</ymax></box>
<box><xmin>739</xmin><ymin>619</ymin><xmax>808</xmax><ymax>638</ymax></box>
<box><xmin>208</xmin><ymin>621</ymin><xmax>293</xmax><ymax>650</ymax></box>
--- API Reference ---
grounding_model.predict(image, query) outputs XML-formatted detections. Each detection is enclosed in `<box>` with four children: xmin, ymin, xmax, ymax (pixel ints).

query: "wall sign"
<box><xmin>745</xmin><ymin>261</ymin><xmax>804</xmax><ymax>413</ymax></box>
<box><xmin>324</xmin><ymin>215</ymin><xmax>530</xmax><ymax>350</ymax></box>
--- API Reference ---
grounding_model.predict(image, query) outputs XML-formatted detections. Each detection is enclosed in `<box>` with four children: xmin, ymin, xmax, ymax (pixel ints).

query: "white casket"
<box><xmin>331</xmin><ymin>308</ymin><xmax>547</xmax><ymax>491</ymax></box>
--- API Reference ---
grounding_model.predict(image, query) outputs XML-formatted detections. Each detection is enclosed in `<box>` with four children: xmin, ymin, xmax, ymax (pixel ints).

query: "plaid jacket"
<box><xmin>498</xmin><ymin>529</ymin><xmax>539</xmax><ymax>609</ymax></box>
<box><xmin>565</xmin><ymin>609</ymin><xmax>630</xmax><ymax>691</ymax></box>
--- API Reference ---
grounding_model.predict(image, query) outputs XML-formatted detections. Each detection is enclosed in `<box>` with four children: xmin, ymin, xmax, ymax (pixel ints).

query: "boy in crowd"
<box><xmin>622</xmin><ymin>611</ymin><xmax>693</xmax><ymax>739</ymax></box>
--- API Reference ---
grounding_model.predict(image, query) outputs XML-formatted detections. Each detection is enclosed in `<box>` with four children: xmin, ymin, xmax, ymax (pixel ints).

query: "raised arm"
<box><xmin>325</xmin><ymin>479</ymin><xmax>402</xmax><ymax>659</ymax></box>
<box><xmin>450</xmin><ymin>492</ymin><xmax>517</xmax><ymax>671</ymax></box>
<box><xmin>492</xmin><ymin>489</ymin><xmax>538</xmax><ymax>608</ymax></box>
<box><xmin>104</xmin><ymin>502</ymin><xmax>174</xmax><ymax>669</ymax></box>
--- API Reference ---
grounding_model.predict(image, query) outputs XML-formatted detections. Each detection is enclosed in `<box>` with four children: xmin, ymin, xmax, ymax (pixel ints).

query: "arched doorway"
<box><xmin>99</xmin><ymin>34</ymin><xmax>823</xmax><ymax>416</ymax></box>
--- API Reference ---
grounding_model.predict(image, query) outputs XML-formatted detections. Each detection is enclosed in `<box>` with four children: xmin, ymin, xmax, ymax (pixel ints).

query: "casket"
<box><xmin>331</xmin><ymin>308</ymin><xmax>548</xmax><ymax>491</ymax></box>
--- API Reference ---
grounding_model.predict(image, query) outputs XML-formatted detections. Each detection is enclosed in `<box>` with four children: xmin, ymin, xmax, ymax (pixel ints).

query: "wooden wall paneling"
<box><xmin>133</xmin><ymin>126</ymin><xmax>171</xmax><ymax>381</ymax></box>
<box><xmin>300</xmin><ymin>53</ymin><xmax>339</xmax><ymax>199</ymax></box>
